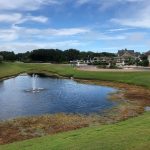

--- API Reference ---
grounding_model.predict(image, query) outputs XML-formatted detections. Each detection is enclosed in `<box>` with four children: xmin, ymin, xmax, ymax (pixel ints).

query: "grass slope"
<box><xmin>0</xmin><ymin>112</ymin><xmax>150</xmax><ymax>150</ymax></box>
<box><xmin>0</xmin><ymin>62</ymin><xmax>150</xmax><ymax>88</ymax></box>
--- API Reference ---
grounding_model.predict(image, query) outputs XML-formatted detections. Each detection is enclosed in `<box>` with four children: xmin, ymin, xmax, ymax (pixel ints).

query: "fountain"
<box><xmin>25</xmin><ymin>74</ymin><xmax>45</xmax><ymax>93</ymax></box>
<box><xmin>32</xmin><ymin>74</ymin><xmax>37</xmax><ymax>91</ymax></box>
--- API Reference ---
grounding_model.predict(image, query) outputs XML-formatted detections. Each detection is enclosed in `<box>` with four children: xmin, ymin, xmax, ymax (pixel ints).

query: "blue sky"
<box><xmin>0</xmin><ymin>0</ymin><xmax>150</xmax><ymax>53</ymax></box>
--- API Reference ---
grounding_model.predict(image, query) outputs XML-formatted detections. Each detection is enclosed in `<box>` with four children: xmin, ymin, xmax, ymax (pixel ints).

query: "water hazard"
<box><xmin>0</xmin><ymin>74</ymin><xmax>118</xmax><ymax>120</ymax></box>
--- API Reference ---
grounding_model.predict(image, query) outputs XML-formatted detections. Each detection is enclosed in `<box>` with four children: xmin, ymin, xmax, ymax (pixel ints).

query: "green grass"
<box><xmin>0</xmin><ymin>62</ymin><xmax>75</xmax><ymax>78</ymax></box>
<box><xmin>0</xmin><ymin>62</ymin><xmax>150</xmax><ymax>149</ymax></box>
<box><xmin>1</xmin><ymin>62</ymin><xmax>150</xmax><ymax>88</ymax></box>
<box><xmin>1</xmin><ymin>112</ymin><xmax>150</xmax><ymax>150</ymax></box>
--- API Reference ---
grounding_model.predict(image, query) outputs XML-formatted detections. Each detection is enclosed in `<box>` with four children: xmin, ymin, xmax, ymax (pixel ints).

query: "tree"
<box><xmin>138</xmin><ymin>54</ymin><xmax>149</xmax><ymax>67</ymax></box>
<box><xmin>0</xmin><ymin>55</ymin><xmax>3</xmax><ymax>63</ymax></box>
<box><xmin>29</xmin><ymin>49</ymin><xmax>65</xmax><ymax>62</ymax></box>
<box><xmin>125</xmin><ymin>57</ymin><xmax>135</xmax><ymax>65</ymax></box>
<box><xmin>0</xmin><ymin>51</ymin><xmax>16</xmax><ymax>61</ymax></box>
<box><xmin>64</xmin><ymin>49</ymin><xmax>80</xmax><ymax>61</ymax></box>
<box><xmin>142</xmin><ymin>60</ymin><xmax>149</xmax><ymax>67</ymax></box>
<box><xmin>16</xmin><ymin>51</ymin><xmax>31</xmax><ymax>62</ymax></box>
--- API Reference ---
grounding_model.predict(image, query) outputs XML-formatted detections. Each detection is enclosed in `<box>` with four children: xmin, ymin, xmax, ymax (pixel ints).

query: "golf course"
<box><xmin>0</xmin><ymin>62</ymin><xmax>150</xmax><ymax>150</ymax></box>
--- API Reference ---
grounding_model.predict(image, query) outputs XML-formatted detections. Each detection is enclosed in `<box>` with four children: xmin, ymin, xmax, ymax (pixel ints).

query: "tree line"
<box><xmin>0</xmin><ymin>49</ymin><xmax>116</xmax><ymax>63</ymax></box>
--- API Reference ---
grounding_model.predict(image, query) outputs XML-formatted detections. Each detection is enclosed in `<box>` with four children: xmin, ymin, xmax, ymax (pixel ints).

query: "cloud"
<box><xmin>0</xmin><ymin>26</ymin><xmax>90</xmax><ymax>42</ymax></box>
<box><xmin>82</xmin><ymin>31</ymin><xmax>126</xmax><ymax>41</ymax></box>
<box><xmin>127</xmin><ymin>32</ymin><xmax>146</xmax><ymax>42</ymax></box>
<box><xmin>16</xmin><ymin>15</ymin><xmax>48</xmax><ymax>24</ymax></box>
<box><xmin>15</xmin><ymin>26</ymin><xmax>90</xmax><ymax>36</ymax></box>
<box><xmin>112</xmin><ymin>17</ymin><xmax>150</xmax><ymax>28</ymax></box>
<box><xmin>0</xmin><ymin>40</ymin><xmax>82</xmax><ymax>52</ymax></box>
<box><xmin>111</xmin><ymin>0</ymin><xmax>150</xmax><ymax>28</ymax></box>
<box><xmin>47</xmin><ymin>28</ymin><xmax>90</xmax><ymax>36</ymax></box>
<box><xmin>108</xmin><ymin>28</ymin><xmax>133</xmax><ymax>32</ymax></box>
<box><xmin>76</xmin><ymin>0</ymin><xmax>144</xmax><ymax>10</ymax></box>
<box><xmin>0</xmin><ymin>0</ymin><xmax>60</xmax><ymax>11</ymax></box>
<box><xmin>0</xmin><ymin>13</ymin><xmax>48</xmax><ymax>24</ymax></box>
<box><xmin>0</xmin><ymin>29</ymin><xmax>18</xmax><ymax>41</ymax></box>
<box><xmin>0</xmin><ymin>13</ymin><xmax>22</xmax><ymax>23</ymax></box>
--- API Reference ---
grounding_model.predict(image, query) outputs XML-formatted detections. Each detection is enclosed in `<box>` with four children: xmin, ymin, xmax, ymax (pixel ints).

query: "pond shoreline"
<box><xmin>0</xmin><ymin>72</ymin><xmax>150</xmax><ymax>144</ymax></box>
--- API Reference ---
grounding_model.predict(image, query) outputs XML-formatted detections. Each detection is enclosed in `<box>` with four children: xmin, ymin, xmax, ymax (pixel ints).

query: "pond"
<box><xmin>0</xmin><ymin>74</ymin><xmax>118</xmax><ymax>120</ymax></box>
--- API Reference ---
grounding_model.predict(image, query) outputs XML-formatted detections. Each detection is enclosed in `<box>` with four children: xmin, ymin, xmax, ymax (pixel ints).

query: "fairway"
<box><xmin>1</xmin><ymin>62</ymin><xmax>150</xmax><ymax>88</ymax></box>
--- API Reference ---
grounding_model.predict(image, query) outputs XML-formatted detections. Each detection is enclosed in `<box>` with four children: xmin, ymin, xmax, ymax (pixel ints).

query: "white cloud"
<box><xmin>126</xmin><ymin>32</ymin><xmax>146</xmax><ymax>42</ymax></box>
<box><xmin>98</xmin><ymin>35</ymin><xmax>126</xmax><ymax>40</ymax></box>
<box><xmin>0</xmin><ymin>40</ymin><xmax>82</xmax><ymax>52</ymax></box>
<box><xmin>108</xmin><ymin>28</ymin><xmax>133</xmax><ymax>32</ymax></box>
<box><xmin>0</xmin><ymin>0</ymin><xmax>60</xmax><ymax>11</ymax></box>
<box><xmin>111</xmin><ymin>0</ymin><xmax>150</xmax><ymax>28</ymax></box>
<box><xmin>0</xmin><ymin>13</ymin><xmax>22</xmax><ymax>23</ymax></box>
<box><xmin>16</xmin><ymin>15</ymin><xmax>48</xmax><ymax>24</ymax></box>
<box><xmin>47</xmin><ymin>28</ymin><xmax>90</xmax><ymax>36</ymax></box>
<box><xmin>82</xmin><ymin>31</ymin><xmax>126</xmax><ymax>41</ymax></box>
<box><xmin>0</xmin><ymin>13</ymin><xmax>48</xmax><ymax>24</ymax></box>
<box><xmin>0</xmin><ymin>26</ymin><xmax>90</xmax><ymax>42</ymax></box>
<box><xmin>0</xmin><ymin>29</ymin><xmax>18</xmax><ymax>41</ymax></box>
<box><xmin>112</xmin><ymin>16</ymin><xmax>150</xmax><ymax>28</ymax></box>
<box><xmin>14</xmin><ymin>26</ymin><xmax>90</xmax><ymax>37</ymax></box>
<box><xmin>76</xmin><ymin>0</ymin><xmax>144</xmax><ymax>10</ymax></box>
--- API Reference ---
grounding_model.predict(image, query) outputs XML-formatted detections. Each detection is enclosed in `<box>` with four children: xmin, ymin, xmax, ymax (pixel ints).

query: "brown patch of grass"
<box><xmin>0</xmin><ymin>114</ymin><xmax>95</xmax><ymax>144</ymax></box>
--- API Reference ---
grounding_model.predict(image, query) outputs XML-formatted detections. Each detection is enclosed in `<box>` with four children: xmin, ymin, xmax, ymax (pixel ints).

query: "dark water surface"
<box><xmin>0</xmin><ymin>75</ymin><xmax>117</xmax><ymax>120</ymax></box>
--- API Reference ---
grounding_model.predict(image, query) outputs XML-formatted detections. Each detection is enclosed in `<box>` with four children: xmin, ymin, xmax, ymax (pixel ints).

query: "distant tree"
<box><xmin>16</xmin><ymin>51</ymin><xmax>31</xmax><ymax>62</ymax></box>
<box><xmin>0</xmin><ymin>55</ymin><xmax>3</xmax><ymax>63</ymax></box>
<box><xmin>100</xmin><ymin>52</ymin><xmax>116</xmax><ymax>57</ymax></box>
<box><xmin>29</xmin><ymin>49</ymin><xmax>64</xmax><ymax>62</ymax></box>
<box><xmin>125</xmin><ymin>57</ymin><xmax>135</xmax><ymax>65</ymax></box>
<box><xmin>79</xmin><ymin>52</ymin><xmax>89</xmax><ymax>60</ymax></box>
<box><xmin>142</xmin><ymin>59</ymin><xmax>149</xmax><ymax>67</ymax></box>
<box><xmin>0</xmin><ymin>51</ymin><xmax>16</xmax><ymax>61</ymax></box>
<box><xmin>140</xmin><ymin>54</ymin><xmax>147</xmax><ymax>61</ymax></box>
<box><xmin>135</xmin><ymin>58</ymin><xmax>141</xmax><ymax>66</ymax></box>
<box><xmin>64</xmin><ymin>49</ymin><xmax>80</xmax><ymax>61</ymax></box>
<box><xmin>0</xmin><ymin>49</ymin><xmax>121</xmax><ymax>63</ymax></box>
<box><xmin>137</xmin><ymin>54</ymin><xmax>149</xmax><ymax>66</ymax></box>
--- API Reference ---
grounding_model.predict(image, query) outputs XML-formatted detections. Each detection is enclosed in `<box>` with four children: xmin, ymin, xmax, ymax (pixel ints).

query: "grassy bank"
<box><xmin>1</xmin><ymin>112</ymin><xmax>150</xmax><ymax>150</ymax></box>
<box><xmin>1</xmin><ymin>62</ymin><xmax>150</xmax><ymax>88</ymax></box>
<box><xmin>0</xmin><ymin>62</ymin><xmax>75</xmax><ymax>79</ymax></box>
